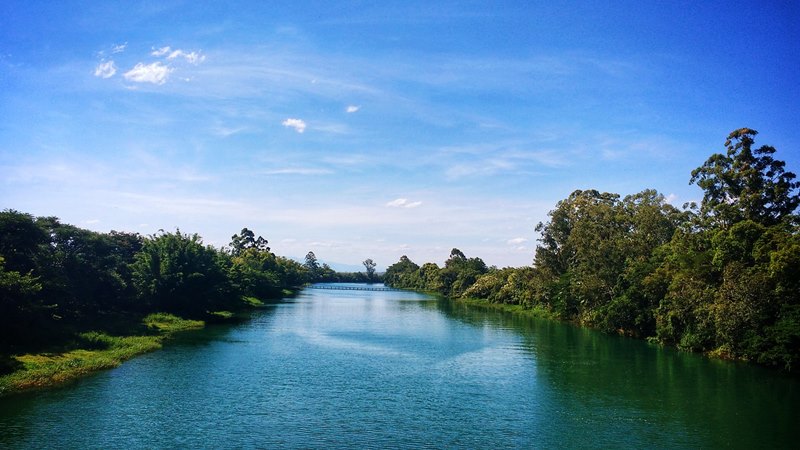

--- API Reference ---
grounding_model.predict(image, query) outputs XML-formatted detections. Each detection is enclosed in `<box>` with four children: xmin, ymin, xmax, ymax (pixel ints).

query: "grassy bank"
<box><xmin>0</xmin><ymin>313</ymin><xmax>203</xmax><ymax>397</ymax></box>
<box><xmin>456</xmin><ymin>297</ymin><xmax>559</xmax><ymax>321</ymax></box>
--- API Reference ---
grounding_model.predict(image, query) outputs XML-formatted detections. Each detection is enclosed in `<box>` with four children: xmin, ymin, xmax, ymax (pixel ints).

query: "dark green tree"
<box><xmin>0</xmin><ymin>256</ymin><xmax>44</xmax><ymax>351</ymax></box>
<box><xmin>384</xmin><ymin>255</ymin><xmax>420</xmax><ymax>287</ymax></box>
<box><xmin>362</xmin><ymin>258</ymin><xmax>377</xmax><ymax>282</ymax></box>
<box><xmin>304</xmin><ymin>251</ymin><xmax>320</xmax><ymax>281</ymax></box>
<box><xmin>131</xmin><ymin>230</ymin><xmax>231</xmax><ymax>317</ymax></box>
<box><xmin>690</xmin><ymin>128</ymin><xmax>799</xmax><ymax>227</ymax></box>
<box><xmin>229</xmin><ymin>228</ymin><xmax>270</xmax><ymax>256</ymax></box>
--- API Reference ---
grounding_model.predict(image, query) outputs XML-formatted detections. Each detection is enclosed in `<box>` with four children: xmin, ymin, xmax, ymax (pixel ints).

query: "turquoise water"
<box><xmin>1</xmin><ymin>284</ymin><xmax>798</xmax><ymax>448</ymax></box>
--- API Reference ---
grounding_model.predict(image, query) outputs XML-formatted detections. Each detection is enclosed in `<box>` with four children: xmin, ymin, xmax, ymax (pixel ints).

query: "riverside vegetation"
<box><xmin>0</xmin><ymin>219</ymin><xmax>372</xmax><ymax>395</ymax></box>
<box><xmin>384</xmin><ymin>129</ymin><xmax>800</xmax><ymax>371</ymax></box>
<box><xmin>1</xmin><ymin>128</ymin><xmax>798</xmax><ymax>395</ymax></box>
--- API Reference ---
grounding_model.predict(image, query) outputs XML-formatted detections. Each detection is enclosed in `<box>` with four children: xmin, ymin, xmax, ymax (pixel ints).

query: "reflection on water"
<box><xmin>439</xmin><ymin>299</ymin><xmax>800</xmax><ymax>448</ymax></box>
<box><xmin>1</xmin><ymin>285</ymin><xmax>798</xmax><ymax>449</ymax></box>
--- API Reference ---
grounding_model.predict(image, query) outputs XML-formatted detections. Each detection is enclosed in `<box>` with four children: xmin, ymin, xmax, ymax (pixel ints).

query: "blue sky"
<box><xmin>1</xmin><ymin>1</ymin><xmax>798</xmax><ymax>270</ymax></box>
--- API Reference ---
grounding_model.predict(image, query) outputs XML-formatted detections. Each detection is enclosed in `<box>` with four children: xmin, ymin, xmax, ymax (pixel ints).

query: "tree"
<box><xmin>384</xmin><ymin>255</ymin><xmax>419</xmax><ymax>287</ymax></box>
<box><xmin>229</xmin><ymin>228</ymin><xmax>270</xmax><ymax>256</ymax></box>
<box><xmin>304</xmin><ymin>251</ymin><xmax>320</xmax><ymax>281</ymax></box>
<box><xmin>0</xmin><ymin>256</ymin><xmax>44</xmax><ymax>351</ymax></box>
<box><xmin>362</xmin><ymin>258</ymin><xmax>377</xmax><ymax>281</ymax></box>
<box><xmin>440</xmin><ymin>248</ymin><xmax>488</xmax><ymax>297</ymax></box>
<box><xmin>131</xmin><ymin>230</ymin><xmax>231</xmax><ymax>316</ymax></box>
<box><xmin>690</xmin><ymin>128</ymin><xmax>799</xmax><ymax>227</ymax></box>
<box><xmin>229</xmin><ymin>248</ymin><xmax>281</xmax><ymax>299</ymax></box>
<box><xmin>0</xmin><ymin>209</ymin><xmax>49</xmax><ymax>274</ymax></box>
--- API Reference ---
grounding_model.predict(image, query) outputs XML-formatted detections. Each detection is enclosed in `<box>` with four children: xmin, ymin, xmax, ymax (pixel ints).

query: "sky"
<box><xmin>1</xmin><ymin>1</ymin><xmax>798</xmax><ymax>271</ymax></box>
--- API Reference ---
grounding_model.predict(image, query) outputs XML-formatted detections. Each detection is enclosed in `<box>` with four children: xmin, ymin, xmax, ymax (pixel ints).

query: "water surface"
<box><xmin>1</xmin><ymin>284</ymin><xmax>798</xmax><ymax>448</ymax></box>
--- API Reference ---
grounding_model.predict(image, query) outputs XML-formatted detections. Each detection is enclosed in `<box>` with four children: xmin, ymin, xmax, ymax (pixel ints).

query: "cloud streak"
<box><xmin>124</xmin><ymin>62</ymin><xmax>173</xmax><ymax>85</ymax></box>
<box><xmin>386</xmin><ymin>198</ymin><xmax>422</xmax><ymax>208</ymax></box>
<box><xmin>263</xmin><ymin>168</ymin><xmax>333</xmax><ymax>175</ymax></box>
<box><xmin>167</xmin><ymin>49</ymin><xmax>205</xmax><ymax>65</ymax></box>
<box><xmin>282</xmin><ymin>118</ymin><xmax>307</xmax><ymax>133</ymax></box>
<box><xmin>94</xmin><ymin>60</ymin><xmax>117</xmax><ymax>78</ymax></box>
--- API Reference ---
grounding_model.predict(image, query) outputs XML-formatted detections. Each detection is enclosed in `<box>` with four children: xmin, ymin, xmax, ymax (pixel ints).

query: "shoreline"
<box><xmin>0</xmin><ymin>313</ymin><xmax>204</xmax><ymax>398</ymax></box>
<box><xmin>454</xmin><ymin>296</ymin><xmax>558</xmax><ymax>320</ymax></box>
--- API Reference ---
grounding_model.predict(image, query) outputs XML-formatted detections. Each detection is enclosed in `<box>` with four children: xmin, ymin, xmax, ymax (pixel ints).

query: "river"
<box><xmin>1</xmin><ymin>283</ymin><xmax>798</xmax><ymax>448</ymax></box>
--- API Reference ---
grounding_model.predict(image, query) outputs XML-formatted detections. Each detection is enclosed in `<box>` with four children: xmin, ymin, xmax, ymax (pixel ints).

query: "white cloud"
<box><xmin>445</xmin><ymin>159</ymin><xmax>515</xmax><ymax>179</ymax></box>
<box><xmin>313</xmin><ymin>123</ymin><xmax>349</xmax><ymax>134</ymax></box>
<box><xmin>264</xmin><ymin>168</ymin><xmax>333</xmax><ymax>175</ymax></box>
<box><xmin>282</xmin><ymin>118</ymin><xmax>307</xmax><ymax>133</ymax></box>
<box><xmin>346</xmin><ymin>105</ymin><xmax>360</xmax><ymax>113</ymax></box>
<box><xmin>111</xmin><ymin>42</ymin><xmax>127</xmax><ymax>54</ymax></box>
<box><xmin>386</xmin><ymin>198</ymin><xmax>422</xmax><ymax>208</ymax></box>
<box><xmin>152</xmin><ymin>46</ymin><xmax>206</xmax><ymax>64</ymax></box>
<box><xmin>94</xmin><ymin>60</ymin><xmax>117</xmax><ymax>78</ymax></box>
<box><xmin>507</xmin><ymin>237</ymin><xmax>528</xmax><ymax>245</ymax></box>
<box><xmin>665</xmin><ymin>193</ymin><xmax>678</xmax><ymax>205</ymax></box>
<box><xmin>123</xmin><ymin>62</ymin><xmax>173</xmax><ymax>85</ymax></box>
<box><xmin>151</xmin><ymin>46</ymin><xmax>171</xmax><ymax>57</ymax></box>
<box><xmin>167</xmin><ymin>49</ymin><xmax>206</xmax><ymax>65</ymax></box>
<box><xmin>212</xmin><ymin>125</ymin><xmax>246</xmax><ymax>137</ymax></box>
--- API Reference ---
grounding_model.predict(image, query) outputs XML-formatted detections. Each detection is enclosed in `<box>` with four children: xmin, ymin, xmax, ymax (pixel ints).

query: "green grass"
<box><xmin>0</xmin><ymin>313</ymin><xmax>204</xmax><ymax>397</ymax></box>
<box><xmin>241</xmin><ymin>296</ymin><xmax>265</xmax><ymax>307</ymax></box>
<box><xmin>143</xmin><ymin>312</ymin><xmax>204</xmax><ymax>333</ymax></box>
<box><xmin>457</xmin><ymin>297</ymin><xmax>558</xmax><ymax>320</ymax></box>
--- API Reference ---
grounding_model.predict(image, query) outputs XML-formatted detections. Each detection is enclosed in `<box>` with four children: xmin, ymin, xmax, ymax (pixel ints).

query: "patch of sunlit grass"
<box><xmin>0</xmin><ymin>313</ymin><xmax>204</xmax><ymax>397</ymax></box>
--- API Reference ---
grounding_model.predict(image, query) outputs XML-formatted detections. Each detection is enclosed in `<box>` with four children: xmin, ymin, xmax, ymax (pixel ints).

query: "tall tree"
<box><xmin>384</xmin><ymin>255</ymin><xmax>419</xmax><ymax>287</ymax></box>
<box><xmin>690</xmin><ymin>128</ymin><xmax>799</xmax><ymax>227</ymax></box>
<box><xmin>229</xmin><ymin>228</ymin><xmax>270</xmax><ymax>256</ymax></box>
<box><xmin>304</xmin><ymin>251</ymin><xmax>320</xmax><ymax>281</ymax></box>
<box><xmin>362</xmin><ymin>258</ymin><xmax>377</xmax><ymax>281</ymax></box>
<box><xmin>131</xmin><ymin>230</ymin><xmax>231</xmax><ymax>316</ymax></box>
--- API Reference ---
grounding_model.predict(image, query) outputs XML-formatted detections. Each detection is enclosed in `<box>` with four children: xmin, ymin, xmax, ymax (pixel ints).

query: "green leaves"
<box><xmin>690</xmin><ymin>128</ymin><xmax>799</xmax><ymax>227</ymax></box>
<box><xmin>131</xmin><ymin>230</ymin><xmax>230</xmax><ymax>317</ymax></box>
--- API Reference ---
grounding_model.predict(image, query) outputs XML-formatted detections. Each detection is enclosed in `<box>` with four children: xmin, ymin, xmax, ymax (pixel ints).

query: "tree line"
<box><xmin>0</xmin><ymin>217</ymin><xmax>376</xmax><ymax>355</ymax></box>
<box><xmin>385</xmin><ymin>129</ymin><xmax>800</xmax><ymax>371</ymax></box>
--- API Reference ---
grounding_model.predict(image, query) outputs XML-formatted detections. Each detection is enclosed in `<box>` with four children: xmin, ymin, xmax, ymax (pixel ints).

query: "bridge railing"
<box><xmin>307</xmin><ymin>285</ymin><xmax>400</xmax><ymax>292</ymax></box>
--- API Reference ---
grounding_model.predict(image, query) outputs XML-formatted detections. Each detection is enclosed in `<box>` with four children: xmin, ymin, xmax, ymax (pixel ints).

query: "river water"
<box><xmin>1</xmin><ymin>283</ymin><xmax>798</xmax><ymax>448</ymax></box>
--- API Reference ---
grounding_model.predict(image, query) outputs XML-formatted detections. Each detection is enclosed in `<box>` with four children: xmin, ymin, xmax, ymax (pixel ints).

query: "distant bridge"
<box><xmin>308</xmin><ymin>285</ymin><xmax>400</xmax><ymax>292</ymax></box>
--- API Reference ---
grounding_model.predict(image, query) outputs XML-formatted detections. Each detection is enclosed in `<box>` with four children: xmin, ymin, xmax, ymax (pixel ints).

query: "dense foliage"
<box><xmin>0</xmin><ymin>219</ymin><xmax>365</xmax><ymax>357</ymax></box>
<box><xmin>385</xmin><ymin>129</ymin><xmax>800</xmax><ymax>371</ymax></box>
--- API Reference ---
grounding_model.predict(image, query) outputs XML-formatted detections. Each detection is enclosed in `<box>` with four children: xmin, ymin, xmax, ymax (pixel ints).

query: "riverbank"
<box><xmin>0</xmin><ymin>313</ymin><xmax>204</xmax><ymax>397</ymax></box>
<box><xmin>455</xmin><ymin>296</ymin><xmax>558</xmax><ymax>320</ymax></box>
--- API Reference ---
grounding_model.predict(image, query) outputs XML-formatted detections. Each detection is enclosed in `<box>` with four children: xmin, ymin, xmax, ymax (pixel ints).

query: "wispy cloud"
<box><xmin>124</xmin><ymin>62</ymin><xmax>173</xmax><ymax>84</ymax></box>
<box><xmin>445</xmin><ymin>159</ymin><xmax>515</xmax><ymax>179</ymax></box>
<box><xmin>153</xmin><ymin>46</ymin><xmax>205</xmax><ymax>64</ymax></box>
<box><xmin>438</xmin><ymin>142</ymin><xmax>571</xmax><ymax>180</ymax></box>
<box><xmin>282</xmin><ymin>118</ymin><xmax>307</xmax><ymax>133</ymax></box>
<box><xmin>665</xmin><ymin>193</ymin><xmax>678</xmax><ymax>205</ymax></box>
<box><xmin>151</xmin><ymin>46</ymin><xmax>171</xmax><ymax>57</ymax></box>
<box><xmin>312</xmin><ymin>122</ymin><xmax>349</xmax><ymax>134</ymax></box>
<box><xmin>346</xmin><ymin>105</ymin><xmax>360</xmax><ymax>113</ymax></box>
<box><xmin>94</xmin><ymin>60</ymin><xmax>117</xmax><ymax>78</ymax></box>
<box><xmin>166</xmin><ymin>49</ymin><xmax>206</xmax><ymax>65</ymax></box>
<box><xmin>212</xmin><ymin>125</ymin><xmax>247</xmax><ymax>137</ymax></box>
<box><xmin>263</xmin><ymin>168</ymin><xmax>333</xmax><ymax>175</ymax></box>
<box><xmin>386</xmin><ymin>198</ymin><xmax>422</xmax><ymax>208</ymax></box>
<box><xmin>507</xmin><ymin>237</ymin><xmax>528</xmax><ymax>245</ymax></box>
<box><xmin>111</xmin><ymin>42</ymin><xmax>127</xmax><ymax>54</ymax></box>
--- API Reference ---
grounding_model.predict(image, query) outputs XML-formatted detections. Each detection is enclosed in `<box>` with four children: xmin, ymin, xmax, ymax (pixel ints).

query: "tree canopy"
<box><xmin>690</xmin><ymin>128</ymin><xmax>799</xmax><ymax>227</ymax></box>
<box><xmin>384</xmin><ymin>129</ymin><xmax>800</xmax><ymax>371</ymax></box>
